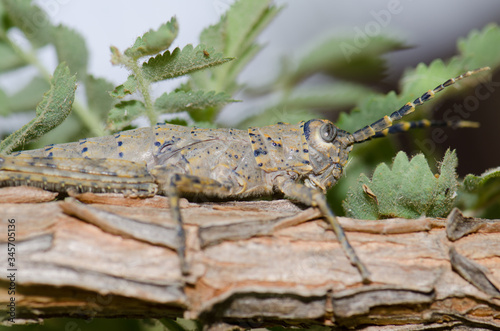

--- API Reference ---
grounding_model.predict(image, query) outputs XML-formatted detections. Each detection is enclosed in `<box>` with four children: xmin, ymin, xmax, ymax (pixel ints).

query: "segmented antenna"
<box><xmin>370</xmin><ymin>119</ymin><xmax>479</xmax><ymax>139</ymax></box>
<box><xmin>352</xmin><ymin>67</ymin><xmax>490</xmax><ymax>143</ymax></box>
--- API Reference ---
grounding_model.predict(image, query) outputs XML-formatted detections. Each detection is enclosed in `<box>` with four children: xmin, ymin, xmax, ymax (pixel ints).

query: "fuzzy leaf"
<box><xmin>3</xmin><ymin>0</ymin><xmax>53</xmax><ymax>48</ymax></box>
<box><xmin>400</xmin><ymin>59</ymin><xmax>471</xmax><ymax>102</ymax></box>
<box><xmin>343</xmin><ymin>150</ymin><xmax>458</xmax><ymax>219</ymax></box>
<box><xmin>125</xmin><ymin>17</ymin><xmax>178</xmax><ymax>59</ymax></box>
<box><xmin>110</xmin><ymin>75</ymin><xmax>138</xmax><ymax>99</ymax></box>
<box><xmin>141</xmin><ymin>44</ymin><xmax>233</xmax><ymax>82</ymax></box>
<box><xmin>192</xmin><ymin>0</ymin><xmax>280</xmax><ymax>93</ymax></box>
<box><xmin>0</xmin><ymin>63</ymin><xmax>76</xmax><ymax>154</ymax></box>
<box><xmin>462</xmin><ymin>167</ymin><xmax>500</xmax><ymax>219</ymax></box>
<box><xmin>52</xmin><ymin>25</ymin><xmax>88</xmax><ymax>76</ymax></box>
<box><xmin>199</xmin><ymin>20</ymin><xmax>225</xmax><ymax>57</ymax></box>
<box><xmin>464</xmin><ymin>167</ymin><xmax>500</xmax><ymax>191</ymax></box>
<box><xmin>0</xmin><ymin>41</ymin><xmax>28</xmax><ymax>72</ymax></box>
<box><xmin>85</xmin><ymin>75</ymin><xmax>114</xmax><ymax>118</ymax></box>
<box><xmin>459</xmin><ymin>23</ymin><xmax>500</xmax><ymax>70</ymax></box>
<box><xmin>224</xmin><ymin>0</ymin><xmax>274</xmax><ymax>57</ymax></box>
<box><xmin>154</xmin><ymin>90</ymin><xmax>236</xmax><ymax>114</ymax></box>
<box><xmin>106</xmin><ymin>100</ymin><xmax>145</xmax><ymax>132</ymax></box>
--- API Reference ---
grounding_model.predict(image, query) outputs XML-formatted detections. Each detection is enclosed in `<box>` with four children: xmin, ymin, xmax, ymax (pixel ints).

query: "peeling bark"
<box><xmin>1</xmin><ymin>186</ymin><xmax>500</xmax><ymax>330</ymax></box>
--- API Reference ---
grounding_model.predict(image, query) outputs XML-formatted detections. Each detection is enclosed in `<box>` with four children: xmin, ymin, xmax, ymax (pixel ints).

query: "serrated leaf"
<box><xmin>106</xmin><ymin>100</ymin><xmax>145</xmax><ymax>132</ymax></box>
<box><xmin>53</xmin><ymin>24</ymin><xmax>88</xmax><ymax>76</ymax></box>
<box><xmin>192</xmin><ymin>0</ymin><xmax>280</xmax><ymax>93</ymax></box>
<box><xmin>459</xmin><ymin>23</ymin><xmax>500</xmax><ymax>70</ymax></box>
<box><xmin>85</xmin><ymin>75</ymin><xmax>114</xmax><ymax>118</ymax></box>
<box><xmin>199</xmin><ymin>20</ymin><xmax>225</xmax><ymax>57</ymax></box>
<box><xmin>110</xmin><ymin>75</ymin><xmax>138</xmax><ymax>99</ymax></box>
<box><xmin>3</xmin><ymin>0</ymin><xmax>53</xmax><ymax>48</ymax></box>
<box><xmin>125</xmin><ymin>17</ymin><xmax>178</xmax><ymax>59</ymax></box>
<box><xmin>461</xmin><ymin>167</ymin><xmax>500</xmax><ymax>219</ymax></box>
<box><xmin>464</xmin><ymin>167</ymin><xmax>500</xmax><ymax>191</ymax></box>
<box><xmin>0</xmin><ymin>41</ymin><xmax>28</xmax><ymax>72</ymax></box>
<box><xmin>142</xmin><ymin>44</ymin><xmax>233</xmax><ymax>82</ymax></box>
<box><xmin>154</xmin><ymin>90</ymin><xmax>236</xmax><ymax>114</ymax></box>
<box><xmin>0</xmin><ymin>63</ymin><xmax>76</xmax><ymax>154</ymax></box>
<box><xmin>5</xmin><ymin>76</ymin><xmax>50</xmax><ymax>113</ymax></box>
<box><xmin>343</xmin><ymin>150</ymin><xmax>458</xmax><ymax>219</ymax></box>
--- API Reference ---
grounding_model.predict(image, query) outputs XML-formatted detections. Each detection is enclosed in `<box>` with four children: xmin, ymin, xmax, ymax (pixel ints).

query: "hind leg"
<box><xmin>150</xmin><ymin>167</ymin><xmax>233</xmax><ymax>274</ymax></box>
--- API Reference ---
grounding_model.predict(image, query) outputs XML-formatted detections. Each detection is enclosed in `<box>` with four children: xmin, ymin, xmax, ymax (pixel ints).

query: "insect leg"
<box><xmin>276</xmin><ymin>177</ymin><xmax>371</xmax><ymax>284</ymax></box>
<box><xmin>0</xmin><ymin>154</ymin><xmax>157</xmax><ymax>197</ymax></box>
<box><xmin>150</xmin><ymin>167</ymin><xmax>233</xmax><ymax>275</ymax></box>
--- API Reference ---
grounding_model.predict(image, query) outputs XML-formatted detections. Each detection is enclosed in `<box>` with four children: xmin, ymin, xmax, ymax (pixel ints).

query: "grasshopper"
<box><xmin>0</xmin><ymin>67</ymin><xmax>488</xmax><ymax>283</ymax></box>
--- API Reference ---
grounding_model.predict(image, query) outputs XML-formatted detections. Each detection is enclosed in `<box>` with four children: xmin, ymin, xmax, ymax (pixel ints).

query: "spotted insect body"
<box><xmin>0</xmin><ymin>67</ymin><xmax>489</xmax><ymax>283</ymax></box>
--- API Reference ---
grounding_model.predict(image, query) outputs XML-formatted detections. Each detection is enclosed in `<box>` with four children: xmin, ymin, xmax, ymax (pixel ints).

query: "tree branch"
<box><xmin>1</xmin><ymin>186</ymin><xmax>500</xmax><ymax>330</ymax></box>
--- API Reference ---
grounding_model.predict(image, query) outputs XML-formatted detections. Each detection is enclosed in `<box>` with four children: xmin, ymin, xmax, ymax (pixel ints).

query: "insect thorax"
<box><xmin>248</xmin><ymin>120</ymin><xmax>353</xmax><ymax>193</ymax></box>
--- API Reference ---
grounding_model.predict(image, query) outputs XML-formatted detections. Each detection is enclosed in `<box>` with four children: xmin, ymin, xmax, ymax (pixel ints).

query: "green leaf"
<box><xmin>292</xmin><ymin>36</ymin><xmax>407</xmax><ymax>84</ymax></box>
<box><xmin>0</xmin><ymin>41</ymin><xmax>28</xmax><ymax>72</ymax></box>
<box><xmin>337</xmin><ymin>58</ymin><xmax>488</xmax><ymax>135</ymax></box>
<box><xmin>0</xmin><ymin>63</ymin><xmax>76</xmax><ymax>154</ymax></box>
<box><xmin>4</xmin><ymin>76</ymin><xmax>50</xmax><ymax>113</ymax></box>
<box><xmin>3</xmin><ymin>0</ymin><xmax>53</xmax><ymax>48</ymax></box>
<box><xmin>110</xmin><ymin>75</ymin><xmax>138</xmax><ymax>99</ymax></box>
<box><xmin>52</xmin><ymin>24</ymin><xmax>88</xmax><ymax>76</ymax></box>
<box><xmin>459</xmin><ymin>23</ymin><xmax>500</xmax><ymax>70</ymax></box>
<box><xmin>193</xmin><ymin>0</ymin><xmax>280</xmax><ymax>93</ymax></box>
<box><xmin>125</xmin><ymin>17</ymin><xmax>178</xmax><ymax>59</ymax></box>
<box><xmin>400</xmin><ymin>59</ymin><xmax>468</xmax><ymax>101</ymax></box>
<box><xmin>464</xmin><ymin>167</ymin><xmax>500</xmax><ymax>191</ymax></box>
<box><xmin>343</xmin><ymin>150</ymin><xmax>458</xmax><ymax>219</ymax></box>
<box><xmin>238</xmin><ymin>107</ymin><xmax>318</xmax><ymax>129</ymax></box>
<box><xmin>154</xmin><ymin>90</ymin><xmax>237</xmax><ymax>114</ymax></box>
<box><xmin>198</xmin><ymin>20</ymin><xmax>225</xmax><ymax>56</ymax></box>
<box><xmin>0</xmin><ymin>88</ymin><xmax>9</xmax><ymax>116</ymax></box>
<box><xmin>461</xmin><ymin>167</ymin><xmax>500</xmax><ymax>218</ymax></box>
<box><xmin>280</xmin><ymin>82</ymin><xmax>374</xmax><ymax>111</ymax></box>
<box><xmin>85</xmin><ymin>75</ymin><xmax>114</xmax><ymax>118</ymax></box>
<box><xmin>141</xmin><ymin>44</ymin><xmax>233</xmax><ymax>82</ymax></box>
<box><xmin>106</xmin><ymin>100</ymin><xmax>145</xmax><ymax>132</ymax></box>
<box><xmin>225</xmin><ymin>0</ymin><xmax>275</xmax><ymax>57</ymax></box>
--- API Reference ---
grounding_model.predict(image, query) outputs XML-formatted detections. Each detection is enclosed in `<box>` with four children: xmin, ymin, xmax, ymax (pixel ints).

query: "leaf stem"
<box><xmin>129</xmin><ymin>60</ymin><xmax>157</xmax><ymax>125</ymax></box>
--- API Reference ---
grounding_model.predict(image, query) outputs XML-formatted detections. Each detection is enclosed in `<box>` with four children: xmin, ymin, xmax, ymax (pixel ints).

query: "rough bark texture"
<box><xmin>1</xmin><ymin>186</ymin><xmax>500</xmax><ymax>330</ymax></box>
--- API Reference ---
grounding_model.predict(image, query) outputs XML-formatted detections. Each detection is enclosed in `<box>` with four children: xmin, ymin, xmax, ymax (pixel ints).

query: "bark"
<box><xmin>1</xmin><ymin>186</ymin><xmax>500</xmax><ymax>330</ymax></box>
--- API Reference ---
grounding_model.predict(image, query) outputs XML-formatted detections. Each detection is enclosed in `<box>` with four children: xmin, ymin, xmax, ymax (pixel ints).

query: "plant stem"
<box><xmin>129</xmin><ymin>60</ymin><xmax>157</xmax><ymax>125</ymax></box>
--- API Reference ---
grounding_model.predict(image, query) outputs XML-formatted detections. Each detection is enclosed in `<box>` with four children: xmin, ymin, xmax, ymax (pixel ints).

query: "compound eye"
<box><xmin>320</xmin><ymin>123</ymin><xmax>337</xmax><ymax>142</ymax></box>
